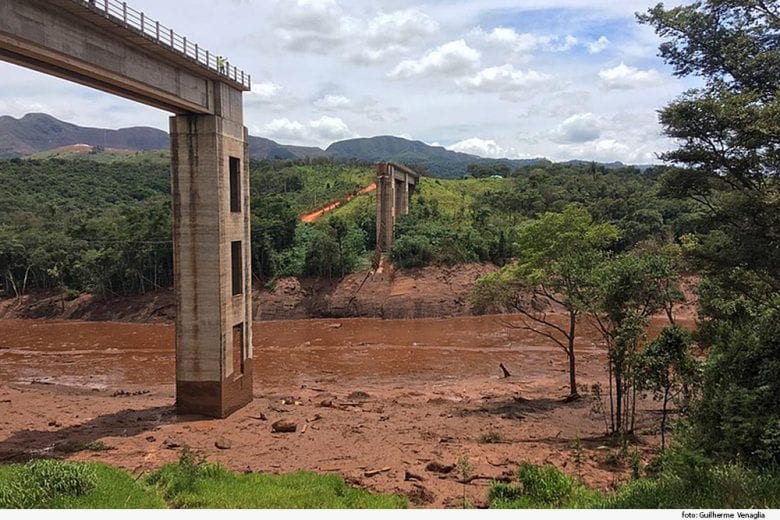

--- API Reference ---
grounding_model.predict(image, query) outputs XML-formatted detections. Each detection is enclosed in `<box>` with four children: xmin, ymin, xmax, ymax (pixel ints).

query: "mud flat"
<box><xmin>0</xmin><ymin>315</ymin><xmax>687</xmax><ymax>508</ymax></box>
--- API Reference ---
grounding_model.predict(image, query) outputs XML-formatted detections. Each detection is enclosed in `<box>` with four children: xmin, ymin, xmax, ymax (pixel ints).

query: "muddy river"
<box><xmin>0</xmin><ymin>315</ymin><xmax>689</xmax><ymax>507</ymax></box>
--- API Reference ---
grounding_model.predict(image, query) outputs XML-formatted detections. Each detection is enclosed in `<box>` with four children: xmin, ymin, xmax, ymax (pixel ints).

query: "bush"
<box><xmin>489</xmin><ymin>462</ymin><xmax>599</xmax><ymax>508</ymax></box>
<box><xmin>390</xmin><ymin>235</ymin><xmax>433</xmax><ymax>268</ymax></box>
<box><xmin>0</xmin><ymin>460</ymin><xmax>96</xmax><ymax>508</ymax></box>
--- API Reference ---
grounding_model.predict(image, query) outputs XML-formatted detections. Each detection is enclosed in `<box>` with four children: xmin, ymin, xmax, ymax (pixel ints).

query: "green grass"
<box><xmin>0</xmin><ymin>454</ymin><xmax>406</xmax><ymax>509</ymax></box>
<box><xmin>0</xmin><ymin>460</ymin><xmax>164</xmax><ymax>509</ymax></box>
<box><xmin>150</xmin><ymin>465</ymin><xmax>406</xmax><ymax>509</ymax></box>
<box><xmin>487</xmin><ymin>460</ymin><xmax>780</xmax><ymax>509</ymax></box>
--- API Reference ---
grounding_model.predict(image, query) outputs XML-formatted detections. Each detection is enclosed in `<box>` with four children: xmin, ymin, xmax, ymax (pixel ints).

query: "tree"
<box><xmin>638</xmin><ymin>325</ymin><xmax>700</xmax><ymax>449</ymax></box>
<box><xmin>472</xmin><ymin>206</ymin><xmax>619</xmax><ymax>398</ymax></box>
<box><xmin>589</xmin><ymin>251</ymin><xmax>683</xmax><ymax>435</ymax></box>
<box><xmin>640</xmin><ymin>0</ymin><xmax>780</xmax><ymax>465</ymax></box>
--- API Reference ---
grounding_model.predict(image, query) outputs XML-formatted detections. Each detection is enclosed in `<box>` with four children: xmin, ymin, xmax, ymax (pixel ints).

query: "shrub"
<box><xmin>390</xmin><ymin>235</ymin><xmax>433</xmax><ymax>268</ymax></box>
<box><xmin>0</xmin><ymin>460</ymin><xmax>96</xmax><ymax>508</ymax></box>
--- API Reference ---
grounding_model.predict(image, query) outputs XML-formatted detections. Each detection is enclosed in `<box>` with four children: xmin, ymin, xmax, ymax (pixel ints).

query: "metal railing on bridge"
<box><xmin>76</xmin><ymin>0</ymin><xmax>251</xmax><ymax>90</ymax></box>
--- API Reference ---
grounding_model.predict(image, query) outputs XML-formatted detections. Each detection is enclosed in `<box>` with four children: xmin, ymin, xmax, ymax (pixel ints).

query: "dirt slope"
<box><xmin>0</xmin><ymin>263</ymin><xmax>497</xmax><ymax>323</ymax></box>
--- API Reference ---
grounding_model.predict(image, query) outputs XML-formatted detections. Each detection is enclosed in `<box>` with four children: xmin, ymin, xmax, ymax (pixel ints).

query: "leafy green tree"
<box><xmin>640</xmin><ymin>0</ymin><xmax>780</xmax><ymax>465</ymax></box>
<box><xmin>638</xmin><ymin>325</ymin><xmax>700</xmax><ymax>449</ymax></box>
<box><xmin>472</xmin><ymin>206</ymin><xmax>619</xmax><ymax>398</ymax></box>
<box><xmin>590</xmin><ymin>251</ymin><xmax>683</xmax><ymax>435</ymax></box>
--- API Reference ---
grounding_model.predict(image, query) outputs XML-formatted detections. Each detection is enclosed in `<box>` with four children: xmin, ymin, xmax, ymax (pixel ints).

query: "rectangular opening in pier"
<box><xmin>231</xmin><ymin>240</ymin><xmax>243</xmax><ymax>296</ymax></box>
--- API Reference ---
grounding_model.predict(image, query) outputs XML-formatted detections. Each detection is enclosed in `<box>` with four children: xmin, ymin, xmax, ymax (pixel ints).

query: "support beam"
<box><xmin>170</xmin><ymin>115</ymin><xmax>253</xmax><ymax>417</ymax></box>
<box><xmin>0</xmin><ymin>0</ymin><xmax>254</xmax><ymax>417</ymax></box>
<box><xmin>375</xmin><ymin>162</ymin><xmax>419</xmax><ymax>254</ymax></box>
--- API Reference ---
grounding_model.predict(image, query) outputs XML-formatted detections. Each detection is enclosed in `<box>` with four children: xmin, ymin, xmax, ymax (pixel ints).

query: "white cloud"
<box><xmin>245</xmin><ymin>81</ymin><xmax>296</xmax><ymax>111</ymax></box>
<box><xmin>475</xmin><ymin>27</ymin><xmax>579</xmax><ymax>57</ymax></box>
<box><xmin>459</xmin><ymin>64</ymin><xmax>553</xmax><ymax>94</ymax></box>
<box><xmin>250</xmin><ymin>81</ymin><xmax>282</xmax><ymax>98</ymax></box>
<box><xmin>389</xmin><ymin>40</ymin><xmax>480</xmax><ymax>79</ymax></box>
<box><xmin>263</xmin><ymin>118</ymin><xmax>307</xmax><ymax>141</ymax></box>
<box><xmin>588</xmin><ymin>36</ymin><xmax>610</xmax><ymax>54</ymax></box>
<box><xmin>556</xmin><ymin>35</ymin><xmax>578</xmax><ymax>51</ymax></box>
<box><xmin>365</xmin><ymin>10</ymin><xmax>439</xmax><ymax>46</ymax></box>
<box><xmin>599</xmin><ymin>62</ymin><xmax>663</xmax><ymax>89</ymax></box>
<box><xmin>550</xmin><ymin>113</ymin><xmax>604</xmax><ymax>144</ymax></box>
<box><xmin>309</xmin><ymin>115</ymin><xmax>353</xmax><ymax>140</ymax></box>
<box><xmin>448</xmin><ymin>138</ymin><xmax>506</xmax><ymax>158</ymax></box>
<box><xmin>273</xmin><ymin>3</ymin><xmax>438</xmax><ymax>64</ymax></box>
<box><xmin>478</xmin><ymin>27</ymin><xmax>552</xmax><ymax>55</ymax></box>
<box><xmin>262</xmin><ymin>116</ymin><xmax>355</xmax><ymax>145</ymax></box>
<box><xmin>313</xmin><ymin>95</ymin><xmax>352</xmax><ymax>109</ymax></box>
<box><xmin>272</xmin><ymin>0</ymin><xmax>345</xmax><ymax>52</ymax></box>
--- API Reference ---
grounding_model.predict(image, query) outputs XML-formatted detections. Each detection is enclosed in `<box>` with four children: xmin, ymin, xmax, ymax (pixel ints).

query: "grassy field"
<box><xmin>0</xmin><ymin>454</ymin><xmax>407</xmax><ymax>509</ymax></box>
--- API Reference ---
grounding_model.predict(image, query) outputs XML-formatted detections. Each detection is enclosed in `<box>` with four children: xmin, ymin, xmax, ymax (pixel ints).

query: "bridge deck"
<box><xmin>62</xmin><ymin>0</ymin><xmax>250</xmax><ymax>91</ymax></box>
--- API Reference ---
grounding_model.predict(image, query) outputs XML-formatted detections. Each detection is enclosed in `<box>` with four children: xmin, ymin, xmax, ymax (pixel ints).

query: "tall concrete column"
<box><xmin>377</xmin><ymin>164</ymin><xmax>396</xmax><ymax>252</ymax></box>
<box><xmin>402</xmin><ymin>173</ymin><xmax>410</xmax><ymax>215</ymax></box>
<box><xmin>170</xmin><ymin>113</ymin><xmax>253</xmax><ymax>418</ymax></box>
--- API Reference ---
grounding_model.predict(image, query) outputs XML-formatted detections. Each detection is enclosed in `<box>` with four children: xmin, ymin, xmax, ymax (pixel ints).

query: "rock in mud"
<box><xmin>347</xmin><ymin>391</ymin><xmax>371</xmax><ymax>400</ymax></box>
<box><xmin>318</xmin><ymin>399</ymin><xmax>334</xmax><ymax>408</ymax></box>
<box><xmin>407</xmin><ymin>484</ymin><xmax>435</xmax><ymax>506</ymax></box>
<box><xmin>271</xmin><ymin>419</ymin><xmax>298</xmax><ymax>433</ymax></box>
<box><xmin>162</xmin><ymin>438</ymin><xmax>182</xmax><ymax>449</ymax></box>
<box><xmin>215</xmin><ymin>438</ymin><xmax>232</xmax><ymax>450</ymax></box>
<box><xmin>425</xmin><ymin>461</ymin><xmax>454</xmax><ymax>474</ymax></box>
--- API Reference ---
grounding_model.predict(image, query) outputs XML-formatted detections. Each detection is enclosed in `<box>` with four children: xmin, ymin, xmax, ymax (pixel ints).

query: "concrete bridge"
<box><xmin>0</xmin><ymin>0</ymin><xmax>253</xmax><ymax>417</ymax></box>
<box><xmin>376</xmin><ymin>162</ymin><xmax>420</xmax><ymax>254</ymax></box>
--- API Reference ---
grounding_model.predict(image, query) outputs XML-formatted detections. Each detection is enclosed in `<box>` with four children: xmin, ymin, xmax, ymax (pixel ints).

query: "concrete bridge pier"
<box><xmin>0</xmin><ymin>0</ymin><xmax>256</xmax><ymax>418</ymax></box>
<box><xmin>376</xmin><ymin>162</ymin><xmax>419</xmax><ymax>253</ymax></box>
<box><xmin>171</xmin><ymin>110</ymin><xmax>253</xmax><ymax>418</ymax></box>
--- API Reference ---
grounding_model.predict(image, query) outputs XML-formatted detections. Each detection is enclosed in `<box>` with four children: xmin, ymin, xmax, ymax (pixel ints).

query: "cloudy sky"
<box><xmin>0</xmin><ymin>0</ymin><xmax>699</xmax><ymax>163</ymax></box>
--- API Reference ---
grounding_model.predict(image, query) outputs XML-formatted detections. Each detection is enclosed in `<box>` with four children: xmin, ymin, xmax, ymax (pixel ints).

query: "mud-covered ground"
<box><xmin>0</xmin><ymin>315</ymin><xmax>690</xmax><ymax>508</ymax></box>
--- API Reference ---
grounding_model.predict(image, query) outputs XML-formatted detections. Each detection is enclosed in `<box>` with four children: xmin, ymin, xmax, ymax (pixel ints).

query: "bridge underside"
<box><xmin>0</xmin><ymin>0</ymin><xmax>253</xmax><ymax>417</ymax></box>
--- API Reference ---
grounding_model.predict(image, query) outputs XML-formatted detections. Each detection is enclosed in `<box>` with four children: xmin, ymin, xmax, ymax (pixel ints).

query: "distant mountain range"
<box><xmin>0</xmin><ymin>113</ymin><xmax>647</xmax><ymax>177</ymax></box>
<box><xmin>0</xmin><ymin>113</ymin><xmax>169</xmax><ymax>158</ymax></box>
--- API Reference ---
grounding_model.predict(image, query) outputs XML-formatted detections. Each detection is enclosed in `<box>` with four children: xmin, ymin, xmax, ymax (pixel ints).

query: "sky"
<box><xmin>0</xmin><ymin>0</ymin><xmax>700</xmax><ymax>164</ymax></box>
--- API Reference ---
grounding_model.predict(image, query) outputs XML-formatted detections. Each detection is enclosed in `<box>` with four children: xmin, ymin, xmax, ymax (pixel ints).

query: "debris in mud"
<box><xmin>328</xmin><ymin>323</ymin><xmax>343</xmax><ymax>329</ymax></box>
<box><xmin>162</xmin><ymin>438</ymin><xmax>182</xmax><ymax>449</ymax></box>
<box><xmin>318</xmin><ymin>399</ymin><xmax>334</xmax><ymax>408</ymax></box>
<box><xmin>145</xmin><ymin>435</ymin><xmax>156</xmax><ymax>442</ymax></box>
<box><xmin>425</xmin><ymin>461</ymin><xmax>454</xmax><ymax>474</ymax></box>
<box><xmin>406</xmin><ymin>484</ymin><xmax>435</xmax><ymax>505</ymax></box>
<box><xmin>499</xmin><ymin>363</ymin><xmax>512</xmax><ymax>378</ymax></box>
<box><xmin>250</xmin><ymin>412</ymin><xmax>268</xmax><ymax>421</ymax></box>
<box><xmin>271</xmin><ymin>419</ymin><xmax>298</xmax><ymax>433</ymax></box>
<box><xmin>111</xmin><ymin>389</ymin><xmax>151</xmax><ymax>397</ymax></box>
<box><xmin>47</xmin><ymin>420</ymin><xmax>62</xmax><ymax>427</ymax></box>
<box><xmin>364</xmin><ymin>467</ymin><xmax>391</xmax><ymax>477</ymax></box>
<box><xmin>347</xmin><ymin>391</ymin><xmax>371</xmax><ymax>400</ymax></box>
<box><xmin>404</xmin><ymin>470</ymin><xmax>425</xmax><ymax>482</ymax></box>
<box><xmin>215</xmin><ymin>438</ymin><xmax>232</xmax><ymax>450</ymax></box>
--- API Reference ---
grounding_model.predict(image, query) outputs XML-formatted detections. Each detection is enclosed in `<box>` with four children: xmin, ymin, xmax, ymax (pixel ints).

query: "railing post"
<box><xmin>122</xmin><ymin>2</ymin><xmax>127</xmax><ymax>23</ymax></box>
<box><xmin>183</xmin><ymin>36</ymin><xmax>187</xmax><ymax>55</ymax></box>
<box><xmin>140</xmin><ymin>11</ymin><xmax>144</xmax><ymax>32</ymax></box>
<box><xmin>195</xmin><ymin>44</ymin><xmax>199</xmax><ymax>62</ymax></box>
<box><xmin>104</xmin><ymin>0</ymin><xmax>108</xmax><ymax>14</ymax></box>
<box><xmin>206</xmin><ymin>50</ymin><xmax>210</xmax><ymax>68</ymax></box>
<box><xmin>156</xmin><ymin>21</ymin><xmax>160</xmax><ymax>40</ymax></box>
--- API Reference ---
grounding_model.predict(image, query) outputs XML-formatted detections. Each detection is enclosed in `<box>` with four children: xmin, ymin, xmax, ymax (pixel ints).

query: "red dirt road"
<box><xmin>0</xmin><ymin>315</ymin><xmax>687</xmax><ymax>507</ymax></box>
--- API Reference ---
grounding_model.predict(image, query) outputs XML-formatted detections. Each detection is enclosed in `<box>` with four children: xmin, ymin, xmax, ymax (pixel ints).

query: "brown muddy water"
<box><xmin>0</xmin><ymin>315</ymin><xmax>686</xmax><ymax>391</ymax></box>
<box><xmin>0</xmin><ymin>315</ymin><xmax>608</xmax><ymax>390</ymax></box>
